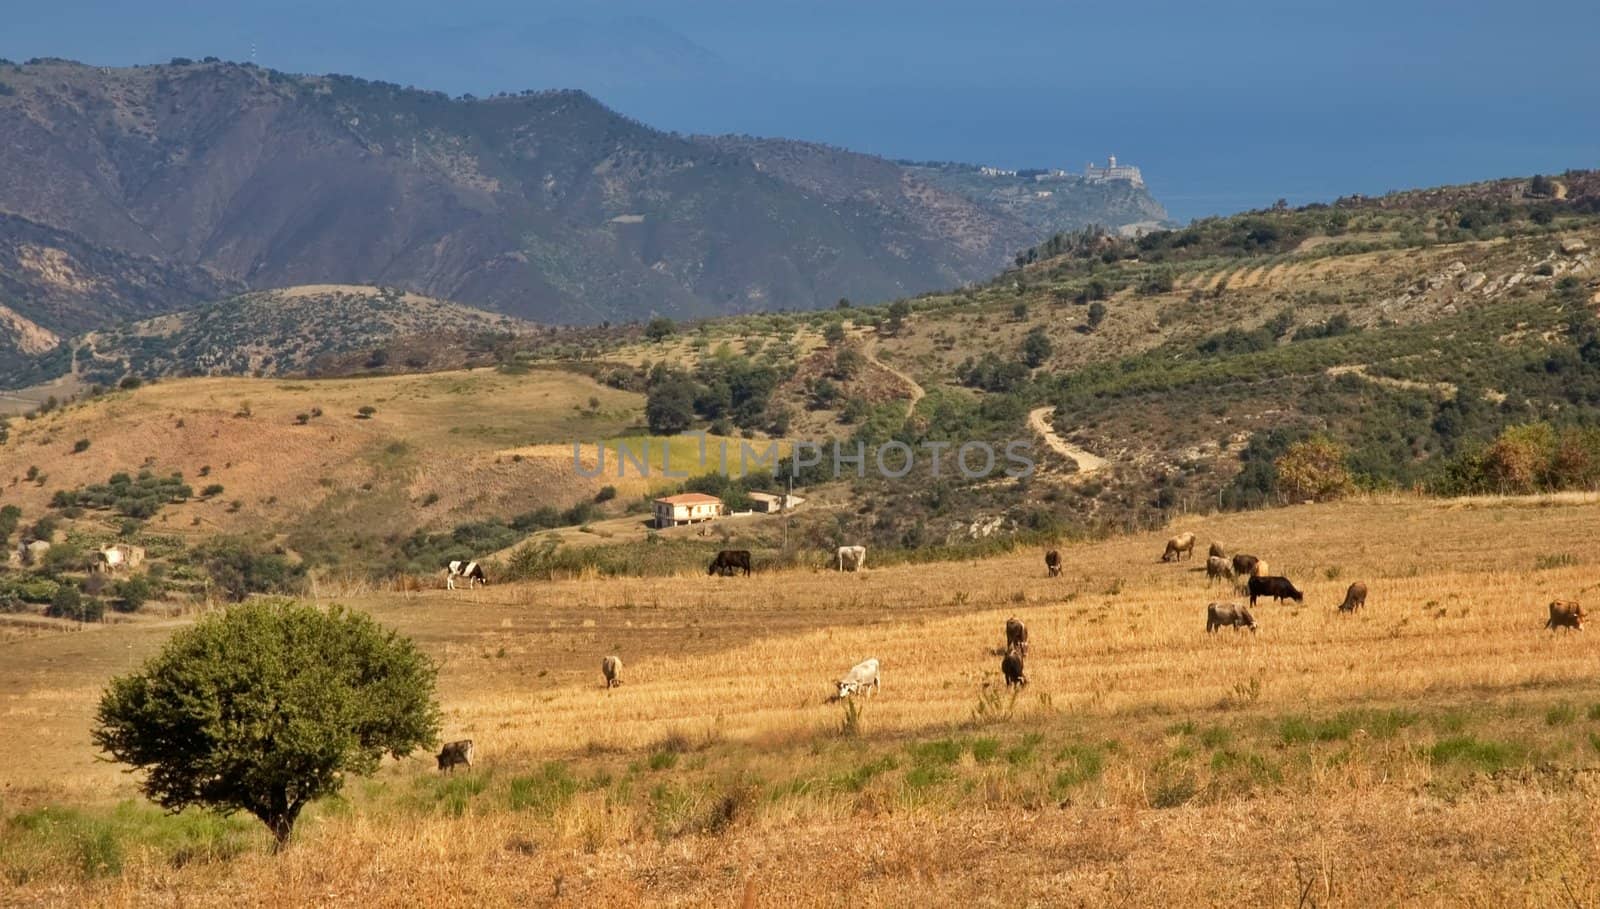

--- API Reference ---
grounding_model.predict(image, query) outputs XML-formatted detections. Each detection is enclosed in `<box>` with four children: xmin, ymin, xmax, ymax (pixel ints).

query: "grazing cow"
<box><xmin>1206</xmin><ymin>602</ymin><xmax>1257</xmax><ymax>633</ymax></box>
<box><xmin>1338</xmin><ymin>582</ymin><xmax>1368</xmax><ymax>613</ymax></box>
<box><xmin>1005</xmin><ymin>617</ymin><xmax>1029</xmax><ymax>658</ymax></box>
<box><xmin>837</xmin><ymin>545</ymin><xmax>867</xmax><ymax>572</ymax></box>
<box><xmin>1251</xmin><ymin>560</ymin><xmax>1269</xmax><ymax>579</ymax></box>
<box><xmin>1045</xmin><ymin>549</ymin><xmax>1062</xmax><ymax>577</ymax></box>
<box><xmin>446</xmin><ymin>560</ymin><xmax>487</xmax><ymax>590</ymax></box>
<box><xmin>1161</xmin><ymin>532</ymin><xmax>1198</xmax><ymax>562</ymax></box>
<box><xmin>1206</xmin><ymin>555</ymin><xmax>1233</xmax><ymax>584</ymax></box>
<box><xmin>1546</xmin><ymin>600</ymin><xmax>1586</xmax><ymax>632</ymax></box>
<box><xmin>436</xmin><ymin>739</ymin><xmax>474</xmax><ymax>772</ymax></box>
<box><xmin>835</xmin><ymin>658</ymin><xmax>880</xmax><ymax>699</ymax></box>
<box><xmin>602</xmin><ymin>655</ymin><xmax>623</xmax><ymax>688</ymax></box>
<box><xmin>1208</xmin><ymin>541</ymin><xmax>1226</xmax><ymax>559</ymax></box>
<box><xmin>1001</xmin><ymin>649</ymin><xmax>1027</xmax><ymax>687</ymax></box>
<box><xmin>1231</xmin><ymin>554</ymin><xmax>1260</xmax><ymax>578</ymax></box>
<box><xmin>1248</xmin><ymin>575</ymin><xmax>1303</xmax><ymax>607</ymax></box>
<box><xmin>707</xmin><ymin>549</ymin><xmax>752</xmax><ymax>577</ymax></box>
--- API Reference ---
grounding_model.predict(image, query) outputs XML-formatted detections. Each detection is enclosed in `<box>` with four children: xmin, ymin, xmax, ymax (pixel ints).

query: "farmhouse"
<box><xmin>747</xmin><ymin>492</ymin><xmax>806</xmax><ymax>514</ymax></box>
<box><xmin>653</xmin><ymin>493</ymin><xmax>725</xmax><ymax>528</ymax></box>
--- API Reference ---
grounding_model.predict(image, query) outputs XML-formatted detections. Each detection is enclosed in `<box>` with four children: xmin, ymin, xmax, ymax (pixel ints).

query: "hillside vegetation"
<box><xmin>504</xmin><ymin>170</ymin><xmax>1600</xmax><ymax>549</ymax></box>
<box><xmin>70</xmin><ymin>285</ymin><xmax>529</xmax><ymax>383</ymax></box>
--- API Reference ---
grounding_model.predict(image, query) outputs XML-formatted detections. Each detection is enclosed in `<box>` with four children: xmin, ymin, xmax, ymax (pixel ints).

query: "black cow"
<box><xmin>708</xmin><ymin>549</ymin><xmax>752</xmax><ymax>577</ymax></box>
<box><xmin>1001</xmin><ymin>650</ymin><xmax>1027</xmax><ymax>687</ymax></box>
<box><xmin>437</xmin><ymin>739</ymin><xmax>474</xmax><ymax>772</ymax></box>
<box><xmin>1045</xmin><ymin>549</ymin><xmax>1062</xmax><ymax>577</ymax></box>
<box><xmin>1248</xmin><ymin>575</ymin><xmax>1303</xmax><ymax>607</ymax></box>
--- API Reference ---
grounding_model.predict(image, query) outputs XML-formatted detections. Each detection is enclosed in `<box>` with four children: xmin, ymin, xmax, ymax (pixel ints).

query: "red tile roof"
<box><xmin>654</xmin><ymin>493</ymin><xmax>723</xmax><ymax>505</ymax></box>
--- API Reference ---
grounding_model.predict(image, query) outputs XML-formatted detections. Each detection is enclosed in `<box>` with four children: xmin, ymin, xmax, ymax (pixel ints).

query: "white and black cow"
<box><xmin>446</xmin><ymin>560</ymin><xmax>487</xmax><ymax>590</ymax></box>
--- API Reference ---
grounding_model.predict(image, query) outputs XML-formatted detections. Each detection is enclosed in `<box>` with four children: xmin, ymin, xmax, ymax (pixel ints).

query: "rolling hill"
<box><xmin>71</xmin><ymin>285</ymin><xmax>530</xmax><ymax>382</ymax></box>
<box><xmin>0</xmin><ymin>57</ymin><xmax>1166</xmax><ymax>349</ymax></box>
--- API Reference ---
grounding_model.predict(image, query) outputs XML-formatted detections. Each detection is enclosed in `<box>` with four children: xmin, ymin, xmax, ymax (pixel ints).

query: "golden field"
<box><xmin>3</xmin><ymin>494</ymin><xmax>1600</xmax><ymax>906</ymax></box>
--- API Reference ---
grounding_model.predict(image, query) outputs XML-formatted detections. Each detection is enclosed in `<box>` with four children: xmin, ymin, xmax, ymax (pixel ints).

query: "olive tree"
<box><xmin>93</xmin><ymin>600</ymin><xmax>440</xmax><ymax>849</ymax></box>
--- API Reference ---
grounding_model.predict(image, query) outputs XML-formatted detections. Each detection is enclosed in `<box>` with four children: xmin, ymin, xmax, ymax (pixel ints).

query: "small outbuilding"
<box><xmin>653</xmin><ymin>493</ymin><xmax>725</xmax><ymax>528</ymax></box>
<box><xmin>747</xmin><ymin>492</ymin><xmax>805</xmax><ymax>514</ymax></box>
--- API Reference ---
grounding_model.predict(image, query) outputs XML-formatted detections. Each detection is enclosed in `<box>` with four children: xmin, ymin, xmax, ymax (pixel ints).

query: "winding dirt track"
<box><xmin>1028</xmin><ymin>406</ymin><xmax>1108</xmax><ymax>475</ymax></box>
<box><xmin>863</xmin><ymin>336</ymin><xmax>925</xmax><ymax>417</ymax></box>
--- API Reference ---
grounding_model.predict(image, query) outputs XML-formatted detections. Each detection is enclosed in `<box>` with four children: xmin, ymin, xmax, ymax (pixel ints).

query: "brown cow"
<box><xmin>1005</xmin><ymin>617</ymin><xmax>1029</xmax><ymax>658</ymax></box>
<box><xmin>1337</xmin><ymin>582</ymin><xmax>1368</xmax><ymax>613</ymax></box>
<box><xmin>1206</xmin><ymin>602</ymin><xmax>1256</xmax><ymax>633</ymax></box>
<box><xmin>1231</xmin><ymin>554</ymin><xmax>1260</xmax><ymax>578</ymax></box>
<box><xmin>1208</xmin><ymin>541</ymin><xmax>1226</xmax><ymax>559</ymax></box>
<box><xmin>1546</xmin><ymin>600</ymin><xmax>1586</xmax><ymax>632</ymax></box>
<box><xmin>1206</xmin><ymin>555</ymin><xmax>1233</xmax><ymax>584</ymax></box>
<box><xmin>1045</xmin><ymin>549</ymin><xmax>1062</xmax><ymax>577</ymax></box>
<box><xmin>1161</xmin><ymin>532</ymin><xmax>1197</xmax><ymax>562</ymax></box>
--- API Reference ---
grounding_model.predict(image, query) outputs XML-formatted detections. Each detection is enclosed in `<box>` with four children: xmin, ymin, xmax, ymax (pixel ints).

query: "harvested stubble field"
<box><xmin>4</xmin><ymin>495</ymin><xmax>1600</xmax><ymax>906</ymax></box>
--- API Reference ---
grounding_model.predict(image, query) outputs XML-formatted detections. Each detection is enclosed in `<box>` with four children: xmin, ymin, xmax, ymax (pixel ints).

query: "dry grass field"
<box><xmin>0</xmin><ymin>367</ymin><xmax>647</xmax><ymax>538</ymax></box>
<box><xmin>3</xmin><ymin>495</ymin><xmax>1600</xmax><ymax>906</ymax></box>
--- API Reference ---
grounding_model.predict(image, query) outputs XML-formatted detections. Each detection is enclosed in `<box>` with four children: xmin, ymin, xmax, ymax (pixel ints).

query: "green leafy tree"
<box><xmin>1021</xmin><ymin>327</ymin><xmax>1053</xmax><ymax>368</ymax></box>
<box><xmin>644</xmin><ymin>317</ymin><xmax>676</xmax><ymax>342</ymax></box>
<box><xmin>822</xmin><ymin>322</ymin><xmax>847</xmax><ymax>346</ymax></box>
<box><xmin>93</xmin><ymin>600</ymin><xmax>440</xmax><ymax>848</ymax></box>
<box><xmin>885</xmin><ymin>300</ymin><xmax>912</xmax><ymax>334</ymax></box>
<box><xmin>645</xmin><ymin>378</ymin><xmax>697</xmax><ymax>435</ymax></box>
<box><xmin>832</xmin><ymin>347</ymin><xmax>866</xmax><ymax>380</ymax></box>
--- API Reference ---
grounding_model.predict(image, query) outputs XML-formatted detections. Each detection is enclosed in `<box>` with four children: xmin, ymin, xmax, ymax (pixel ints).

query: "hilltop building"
<box><xmin>1084</xmin><ymin>155</ymin><xmax>1144</xmax><ymax>186</ymax></box>
<box><xmin>653</xmin><ymin>493</ymin><xmax>725</xmax><ymax>528</ymax></box>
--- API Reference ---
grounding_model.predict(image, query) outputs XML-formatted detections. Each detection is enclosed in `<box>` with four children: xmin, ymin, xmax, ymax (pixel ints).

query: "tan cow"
<box><xmin>1161</xmin><ymin>532</ymin><xmax>1197</xmax><ymax>562</ymax></box>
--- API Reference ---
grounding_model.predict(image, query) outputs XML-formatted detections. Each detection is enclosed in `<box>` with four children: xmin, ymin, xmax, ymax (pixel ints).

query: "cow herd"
<box><xmin>432</xmin><ymin>529</ymin><xmax>1587</xmax><ymax>770</ymax></box>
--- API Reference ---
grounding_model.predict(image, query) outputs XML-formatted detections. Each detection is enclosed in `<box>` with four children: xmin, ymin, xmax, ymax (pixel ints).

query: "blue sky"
<box><xmin>5</xmin><ymin>0</ymin><xmax>1597</xmax><ymax>221</ymax></box>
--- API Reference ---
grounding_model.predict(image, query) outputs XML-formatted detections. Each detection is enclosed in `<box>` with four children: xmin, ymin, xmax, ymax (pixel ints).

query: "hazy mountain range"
<box><xmin>0</xmin><ymin>56</ymin><xmax>1167</xmax><ymax>368</ymax></box>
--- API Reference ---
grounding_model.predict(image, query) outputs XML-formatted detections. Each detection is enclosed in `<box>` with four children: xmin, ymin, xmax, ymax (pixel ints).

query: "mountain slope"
<box><xmin>74</xmin><ymin>285</ymin><xmax>530</xmax><ymax>382</ymax></box>
<box><xmin>0</xmin><ymin>58</ymin><xmax>1167</xmax><ymax>337</ymax></box>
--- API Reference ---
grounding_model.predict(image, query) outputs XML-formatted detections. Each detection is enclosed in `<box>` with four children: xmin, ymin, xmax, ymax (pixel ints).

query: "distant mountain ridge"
<box><xmin>0</xmin><ymin>57</ymin><xmax>1169</xmax><ymax>351</ymax></box>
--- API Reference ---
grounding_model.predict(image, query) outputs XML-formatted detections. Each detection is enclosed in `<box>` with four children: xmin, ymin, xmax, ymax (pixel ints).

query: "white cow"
<box><xmin>836</xmin><ymin>545</ymin><xmax>867</xmax><ymax>572</ymax></box>
<box><xmin>446</xmin><ymin>560</ymin><xmax>487</xmax><ymax>590</ymax></box>
<box><xmin>834</xmin><ymin>658</ymin><xmax>880</xmax><ymax>699</ymax></box>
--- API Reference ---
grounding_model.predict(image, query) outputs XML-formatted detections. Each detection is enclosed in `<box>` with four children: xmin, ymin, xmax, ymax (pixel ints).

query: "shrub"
<box><xmin>93</xmin><ymin>600</ymin><xmax>441</xmax><ymax>847</ymax></box>
<box><xmin>644</xmin><ymin>317</ymin><xmax>677</xmax><ymax>342</ymax></box>
<box><xmin>113</xmin><ymin>576</ymin><xmax>154</xmax><ymax>613</ymax></box>
<box><xmin>201</xmin><ymin>484</ymin><xmax>225</xmax><ymax>498</ymax></box>
<box><xmin>195</xmin><ymin>538</ymin><xmax>307</xmax><ymax>601</ymax></box>
<box><xmin>1021</xmin><ymin>327</ymin><xmax>1053</xmax><ymax>368</ymax></box>
<box><xmin>594</xmin><ymin>485</ymin><xmax>617</xmax><ymax>504</ymax></box>
<box><xmin>72</xmin><ymin>439</ymin><xmax>91</xmax><ymax>453</ymax></box>
<box><xmin>45</xmin><ymin>585</ymin><xmax>103</xmax><ymax>622</ymax></box>
<box><xmin>1086</xmin><ymin>301</ymin><xmax>1107</xmax><ymax>331</ymax></box>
